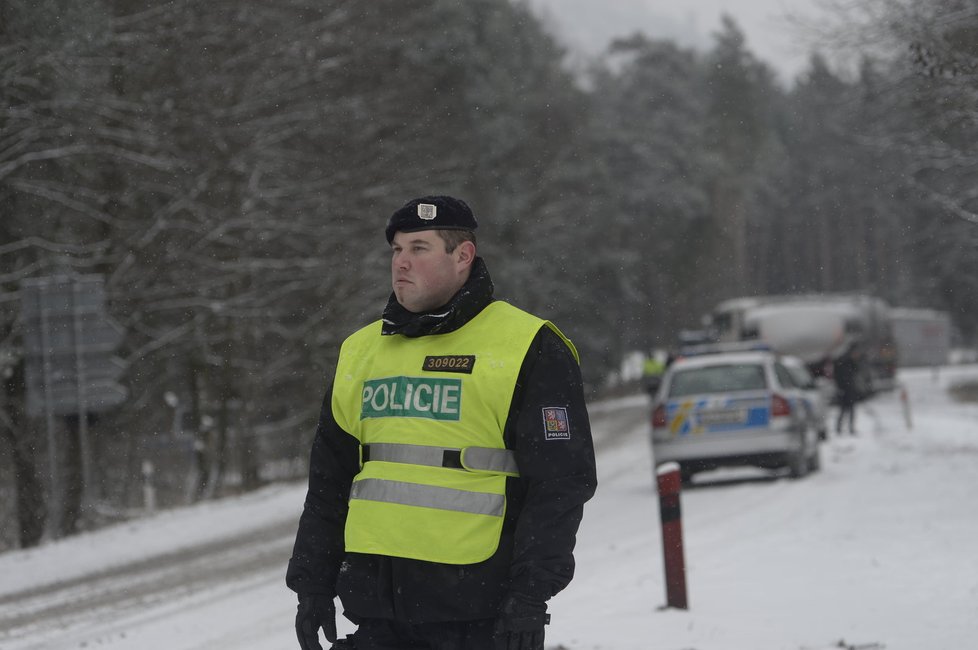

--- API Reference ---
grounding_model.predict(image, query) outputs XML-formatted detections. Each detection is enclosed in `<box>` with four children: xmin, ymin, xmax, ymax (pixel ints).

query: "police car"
<box><xmin>650</xmin><ymin>348</ymin><xmax>822</xmax><ymax>482</ymax></box>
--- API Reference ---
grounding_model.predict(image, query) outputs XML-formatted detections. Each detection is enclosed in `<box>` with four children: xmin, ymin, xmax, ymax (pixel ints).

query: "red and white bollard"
<box><xmin>656</xmin><ymin>462</ymin><xmax>688</xmax><ymax>609</ymax></box>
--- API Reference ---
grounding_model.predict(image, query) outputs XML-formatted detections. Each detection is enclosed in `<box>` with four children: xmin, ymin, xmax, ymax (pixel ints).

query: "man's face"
<box><xmin>391</xmin><ymin>230</ymin><xmax>471</xmax><ymax>313</ymax></box>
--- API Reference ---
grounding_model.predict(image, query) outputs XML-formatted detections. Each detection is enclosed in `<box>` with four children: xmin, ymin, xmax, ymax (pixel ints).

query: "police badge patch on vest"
<box><xmin>422</xmin><ymin>355</ymin><xmax>475</xmax><ymax>374</ymax></box>
<box><xmin>542</xmin><ymin>406</ymin><xmax>570</xmax><ymax>440</ymax></box>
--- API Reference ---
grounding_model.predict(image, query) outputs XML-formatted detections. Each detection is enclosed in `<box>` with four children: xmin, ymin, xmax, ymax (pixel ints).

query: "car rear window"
<box><xmin>668</xmin><ymin>363</ymin><xmax>768</xmax><ymax>397</ymax></box>
<box><xmin>783</xmin><ymin>364</ymin><xmax>813</xmax><ymax>388</ymax></box>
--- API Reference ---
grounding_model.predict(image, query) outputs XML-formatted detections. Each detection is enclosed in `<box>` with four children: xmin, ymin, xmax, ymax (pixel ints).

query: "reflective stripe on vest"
<box><xmin>462</xmin><ymin>447</ymin><xmax>519</xmax><ymax>476</ymax></box>
<box><xmin>351</xmin><ymin>478</ymin><xmax>505</xmax><ymax>517</ymax></box>
<box><xmin>363</xmin><ymin>442</ymin><xmax>520</xmax><ymax>477</ymax></box>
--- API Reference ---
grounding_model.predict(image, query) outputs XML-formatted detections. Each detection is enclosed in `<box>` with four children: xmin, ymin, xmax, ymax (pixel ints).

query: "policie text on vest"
<box><xmin>361</xmin><ymin>376</ymin><xmax>461</xmax><ymax>421</ymax></box>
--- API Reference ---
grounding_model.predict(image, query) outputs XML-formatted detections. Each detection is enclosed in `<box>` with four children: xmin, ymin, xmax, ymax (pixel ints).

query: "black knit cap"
<box><xmin>385</xmin><ymin>195</ymin><xmax>478</xmax><ymax>244</ymax></box>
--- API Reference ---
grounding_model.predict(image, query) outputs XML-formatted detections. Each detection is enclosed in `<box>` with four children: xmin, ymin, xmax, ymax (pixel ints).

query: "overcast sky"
<box><xmin>527</xmin><ymin>0</ymin><xmax>830</xmax><ymax>85</ymax></box>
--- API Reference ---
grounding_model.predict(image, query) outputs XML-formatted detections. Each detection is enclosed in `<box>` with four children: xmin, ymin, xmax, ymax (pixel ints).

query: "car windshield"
<box><xmin>668</xmin><ymin>363</ymin><xmax>768</xmax><ymax>397</ymax></box>
<box><xmin>785</xmin><ymin>364</ymin><xmax>814</xmax><ymax>388</ymax></box>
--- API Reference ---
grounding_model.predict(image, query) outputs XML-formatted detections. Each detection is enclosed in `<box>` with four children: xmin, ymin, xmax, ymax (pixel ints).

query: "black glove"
<box><xmin>295</xmin><ymin>594</ymin><xmax>336</xmax><ymax>650</ymax></box>
<box><xmin>494</xmin><ymin>593</ymin><xmax>549</xmax><ymax>650</ymax></box>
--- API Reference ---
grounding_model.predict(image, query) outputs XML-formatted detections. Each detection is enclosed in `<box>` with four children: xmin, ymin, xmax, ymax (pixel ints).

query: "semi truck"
<box><xmin>706</xmin><ymin>294</ymin><xmax>898</xmax><ymax>394</ymax></box>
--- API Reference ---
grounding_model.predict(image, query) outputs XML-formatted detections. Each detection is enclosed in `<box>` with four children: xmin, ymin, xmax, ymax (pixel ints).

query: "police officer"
<box><xmin>287</xmin><ymin>196</ymin><xmax>597</xmax><ymax>650</ymax></box>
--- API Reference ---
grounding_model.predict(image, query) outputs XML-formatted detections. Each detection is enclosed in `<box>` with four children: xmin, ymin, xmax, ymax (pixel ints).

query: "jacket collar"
<box><xmin>381</xmin><ymin>257</ymin><xmax>494</xmax><ymax>337</ymax></box>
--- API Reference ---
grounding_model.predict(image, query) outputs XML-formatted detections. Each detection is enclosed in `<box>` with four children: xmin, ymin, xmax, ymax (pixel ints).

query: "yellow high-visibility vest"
<box><xmin>331</xmin><ymin>301</ymin><xmax>577</xmax><ymax>564</ymax></box>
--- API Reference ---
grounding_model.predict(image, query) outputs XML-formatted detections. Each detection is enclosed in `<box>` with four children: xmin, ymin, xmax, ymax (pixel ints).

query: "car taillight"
<box><xmin>652</xmin><ymin>404</ymin><xmax>667</xmax><ymax>428</ymax></box>
<box><xmin>771</xmin><ymin>394</ymin><xmax>791</xmax><ymax>417</ymax></box>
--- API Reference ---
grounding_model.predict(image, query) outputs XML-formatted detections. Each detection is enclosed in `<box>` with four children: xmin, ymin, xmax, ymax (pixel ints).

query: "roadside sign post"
<box><xmin>657</xmin><ymin>462</ymin><xmax>689</xmax><ymax>609</ymax></box>
<box><xmin>37</xmin><ymin>299</ymin><xmax>61</xmax><ymax>532</ymax></box>
<box><xmin>20</xmin><ymin>274</ymin><xmax>127</xmax><ymax>536</ymax></box>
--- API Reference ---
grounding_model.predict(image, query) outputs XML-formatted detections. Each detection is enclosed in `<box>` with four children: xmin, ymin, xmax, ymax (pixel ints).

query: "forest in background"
<box><xmin>2</xmin><ymin>0</ymin><xmax>976</xmax><ymax>549</ymax></box>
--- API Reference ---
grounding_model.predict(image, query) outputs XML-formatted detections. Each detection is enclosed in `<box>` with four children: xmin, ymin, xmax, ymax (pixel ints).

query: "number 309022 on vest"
<box><xmin>361</xmin><ymin>376</ymin><xmax>462</xmax><ymax>421</ymax></box>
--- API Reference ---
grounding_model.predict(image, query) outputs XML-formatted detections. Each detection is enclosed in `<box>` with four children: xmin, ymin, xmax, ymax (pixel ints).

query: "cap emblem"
<box><xmin>417</xmin><ymin>203</ymin><xmax>437</xmax><ymax>220</ymax></box>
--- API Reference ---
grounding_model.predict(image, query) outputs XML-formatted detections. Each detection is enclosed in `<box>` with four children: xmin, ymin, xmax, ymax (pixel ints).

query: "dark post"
<box><xmin>900</xmin><ymin>385</ymin><xmax>913</xmax><ymax>430</ymax></box>
<box><xmin>657</xmin><ymin>462</ymin><xmax>688</xmax><ymax>609</ymax></box>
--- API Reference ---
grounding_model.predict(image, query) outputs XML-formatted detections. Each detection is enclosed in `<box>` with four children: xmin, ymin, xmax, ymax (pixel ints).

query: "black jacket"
<box><xmin>833</xmin><ymin>351</ymin><xmax>863</xmax><ymax>405</ymax></box>
<box><xmin>286</xmin><ymin>258</ymin><xmax>597</xmax><ymax>623</ymax></box>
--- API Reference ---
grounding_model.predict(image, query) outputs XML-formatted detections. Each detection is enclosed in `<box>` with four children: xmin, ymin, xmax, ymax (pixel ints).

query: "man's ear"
<box><xmin>456</xmin><ymin>240</ymin><xmax>476</xmax><ymax>269</ymax></box>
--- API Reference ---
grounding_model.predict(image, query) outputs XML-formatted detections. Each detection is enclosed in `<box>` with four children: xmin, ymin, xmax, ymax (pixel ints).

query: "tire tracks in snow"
<box><xmin>0</xmin><ymin>517</ymin><xmax>296</xmax><ymax>642</ymax></box>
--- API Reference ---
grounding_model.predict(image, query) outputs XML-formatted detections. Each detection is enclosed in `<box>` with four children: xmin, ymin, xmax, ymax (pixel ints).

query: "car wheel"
<box><xmin>807</xmin><ymin>444</ymin><xmax>821</xmax><ymax>473</ymax></box>
<box><xmin>788</xmin><ymin>438</ymin><xmax>809</xmax><ymax>479</ymax></box>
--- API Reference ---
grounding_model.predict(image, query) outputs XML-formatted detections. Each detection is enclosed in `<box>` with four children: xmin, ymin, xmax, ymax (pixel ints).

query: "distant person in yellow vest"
<box><xmin>641</xmin><ymin>350</ymin><xmax>666</xmax><ymax>394</ymax></box>
<box><xmin>287</xmin><ymin>196</ymin><xmax>597</xmax><ymax>650</ymax></box>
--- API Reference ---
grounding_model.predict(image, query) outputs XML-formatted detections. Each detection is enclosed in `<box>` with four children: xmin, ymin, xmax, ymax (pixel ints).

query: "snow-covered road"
<box><xmin>2</xmin><ymin>366</ymin><xmax>977</xmax><ymax>650</ymax></box>
<box><xmin>0</xmin><ymin>519</ymin><xmax>294</xmax><ymax>646</ymax></box>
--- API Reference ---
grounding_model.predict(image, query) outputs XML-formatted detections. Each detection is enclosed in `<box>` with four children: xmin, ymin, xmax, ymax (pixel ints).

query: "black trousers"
<box><xmin>836</xmin><ymin>393</ymin><xmax>857</xmax><ymax>434</ymax></box>
<box><xmin>350</xmin><ymin>617</ymin><xmax>497</xmax><ymax>650</ymax></box>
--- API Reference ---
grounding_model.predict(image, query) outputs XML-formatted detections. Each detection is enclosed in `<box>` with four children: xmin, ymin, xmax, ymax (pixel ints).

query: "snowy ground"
<box><xmin>2</xmin><ymin>365</ymin><xmax>977</xmax><ymax>650</ymax></box>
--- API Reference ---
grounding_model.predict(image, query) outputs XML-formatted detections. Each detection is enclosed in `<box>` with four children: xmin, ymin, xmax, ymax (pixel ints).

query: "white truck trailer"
<box><xmin>889</xmin><ymin>308</ymin><xmax>951</xmax><ymax>367</ymax></box>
